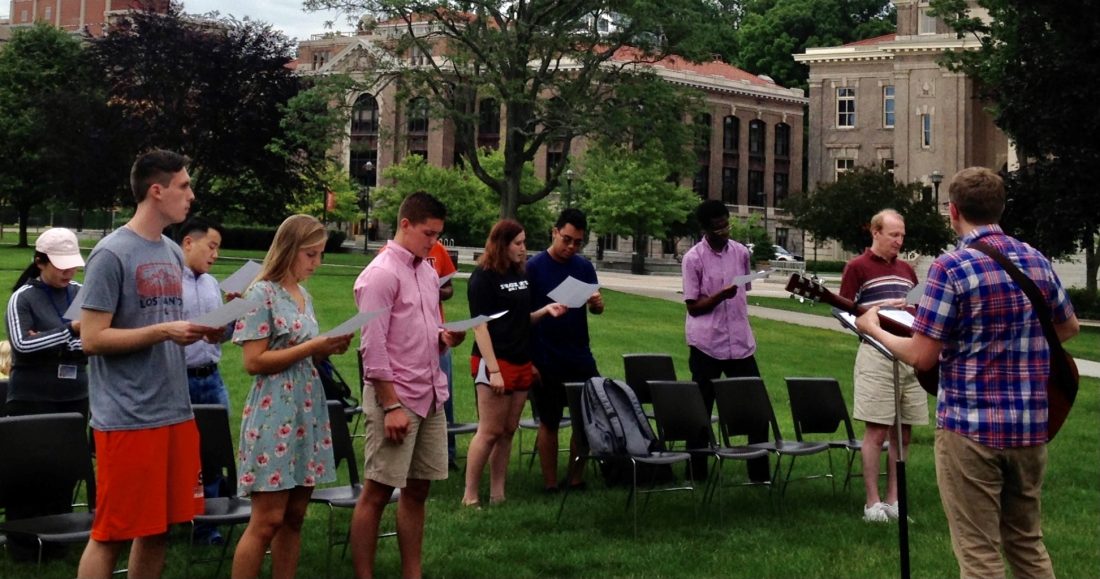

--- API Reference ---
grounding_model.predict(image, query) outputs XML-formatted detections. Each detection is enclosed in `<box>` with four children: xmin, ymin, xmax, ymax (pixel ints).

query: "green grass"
<box><xmin>1</xmin><ymin>242</ymin><xmax>1098</xmax><ymax>578</ymax></box>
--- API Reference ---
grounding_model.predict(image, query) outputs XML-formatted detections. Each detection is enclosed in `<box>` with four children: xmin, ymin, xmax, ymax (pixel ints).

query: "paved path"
<box><xmin>594</xmin><ymin>269</ymin><xmax>1100</xmax><ymax>379</ymax></box>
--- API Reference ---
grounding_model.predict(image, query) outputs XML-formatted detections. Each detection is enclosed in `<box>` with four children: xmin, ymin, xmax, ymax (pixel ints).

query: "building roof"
<box><xmin>843</xmin><ymin>33</ymin><xmax>896</xmax><ymax>47</ymax></box>
<box><xmin>610</xmin><ymin>47</ymin><xmax>777</xmax><ymax>88</ymax></box>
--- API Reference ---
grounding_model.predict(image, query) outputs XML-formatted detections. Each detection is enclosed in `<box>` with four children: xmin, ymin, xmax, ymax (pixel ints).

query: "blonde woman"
<box><xmin>231</xmin><ymin>215</ymin><xmax>352</xmax><ymax>579</ymax></box>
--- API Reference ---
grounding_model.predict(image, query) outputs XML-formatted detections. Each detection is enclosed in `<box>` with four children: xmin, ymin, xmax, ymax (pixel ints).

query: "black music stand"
<box><xmin>832</xmin><ymin>308</ymin><xmax>912</xmax><ymax>579</ymax></box>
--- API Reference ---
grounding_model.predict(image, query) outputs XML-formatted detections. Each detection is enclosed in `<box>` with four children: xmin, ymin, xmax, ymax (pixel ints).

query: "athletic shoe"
<box><xmin>882</xmin><ymin>501</ymin><xmax>900</xmax><ymax>520</ymax></box>
<box><xmin>863</xmin><ymin>502</ymin><xmax>889</xmax><ymax>523</ymax></box>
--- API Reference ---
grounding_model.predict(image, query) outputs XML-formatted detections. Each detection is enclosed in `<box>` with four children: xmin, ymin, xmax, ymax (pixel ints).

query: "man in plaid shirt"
<box><xmin>856</xmin><ymin>167</ymin><xmax>1079</xmax><ymax>578</ymax></box>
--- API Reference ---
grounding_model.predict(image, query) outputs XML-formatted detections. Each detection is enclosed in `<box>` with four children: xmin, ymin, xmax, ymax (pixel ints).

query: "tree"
<box><xmin>785</xmin><ymin>166</ymin><xmax>954</xmax><ymax>255</ymax></box>
<box><xmin>932</xmin><ymin>0</ymin><xmax>1100</xmax><ymax>293</ymax></box>
<box><xmin>305</xmin><ymin>0</ymin><xmax>739</xmax><ymax>219</ymax></box>
<box><xmin>735</xmin><ymin>0</ymin><xmax>895</xmax><ymax>90</ymax></box>
<box><xmin>87</xmin><ymin>6</ymin><xmax>349</xmax><ymax>224</ymax></box>
<box><xmin>579</xmin><ymin>142</ymin><xmax>698</xmax><ymax>274</ymax></box>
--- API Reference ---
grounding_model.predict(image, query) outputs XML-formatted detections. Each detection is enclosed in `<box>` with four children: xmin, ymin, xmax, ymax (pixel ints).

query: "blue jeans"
<box><xmin>188</xmin><ymin>368</ymin><xmax>230</xmax><ymax>410</ymax></box>
<box><xmin>440</xmin><ymin>350</ymin><xmax>456</xmax><ymax>461</ymax></box>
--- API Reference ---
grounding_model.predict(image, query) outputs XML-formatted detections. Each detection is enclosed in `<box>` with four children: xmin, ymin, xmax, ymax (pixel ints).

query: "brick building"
<box><xmin>6</xmin><ymin>0</ymin><xmax>168</xmax><ymax>37</ymax></box>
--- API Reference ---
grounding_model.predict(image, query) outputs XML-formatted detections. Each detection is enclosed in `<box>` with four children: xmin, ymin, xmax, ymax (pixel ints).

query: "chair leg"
<box><xmin>213</xmin><ymin>525</ymin><xmax>234</xmax><ymax>578</ymax></box>
<box><xmin>556</xmin><ymin>456</ymin><xmax>580</xmax><ymax>524</ymax></box>
<box><xmin>631</xmin><ymin>459</ymin><xmax>639</xmax><ymax>538</ymax></box>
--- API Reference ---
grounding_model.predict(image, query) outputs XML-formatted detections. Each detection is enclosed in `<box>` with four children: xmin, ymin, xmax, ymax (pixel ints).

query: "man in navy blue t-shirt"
<box><xmin>527</xmin><ymin>208</ymin><xmax>604</xmax><ymax>492</ymax></box>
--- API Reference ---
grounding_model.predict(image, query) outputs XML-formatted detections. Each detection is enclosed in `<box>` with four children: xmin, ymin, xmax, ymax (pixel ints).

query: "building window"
<box><xmin>918</xmin><ymin>8</ymin><xmax>938</xmax><ymax>35</ymax></box>
<box><xmin>351</xmin><ymin>93</ymin><xmax>379</xmax><ymax>134</ymax></box>
<box><xmin>312</xmin><ymin>50</ymin><xmax>331</xmax><ymax>70</ymax></box>
<box><xmin>883</xmin><ymin>158</ymin><xmax>895</xmax><ymax>173</ymax></box>
<box><xmin>694</xmin><ymin>113</ymin><xmax>712</xmax><ymax>152</ymax></box>
<box><xmin>21</xmin><ymin>9</ymin><xmax>28</xmax><ymax>22</ymax></box>
<box><xmin>775</xmin><ymin>227</ymin><xmax>789</xmax><ymax>250</ymax></box>
<box><xmin>774</xmin><ymin>123</ymin><xmax>790</xmax><ymax>158</ymax></box>
<box><xmin>406</xmin><ymin>97</ymin><xmax>429</xmax><ymax>158</ymax></box>
<box><xmin>721</xmin><ymin>167</ymin><xmax>737</xmax><ymax>204</ymax></box>
<box><xmin>477</xmin><ymin>98</ymin><xmax>500</xmax><ymax>150</ymax></box>
<box><xmin>920</xmin><ymin>113</ymin><xmax>932</xmax><ymax>148</ymax></box>
<box><xmin>44</xmin><ymin>6</ymin><xmax>52</xmax><ymax>20</ymax></box>
<box><xmin>836</xmin><ymin>158</ymin><xmax>855</xmax><ymax>180</ymax></box>
<box><xmin>774</xmin><ymin>172</ymin><xmax>789</xmax><ymax>206</ymax></box>
<box><xmin>836</xmin><ymin>87</ymin><xmax>856</xmax><ymax>128</ymax></box>
<box><xmin>883</xmin><ymin>86</ymin><xmax>895</xmax><ymax>128</ymax></box>
<box><xmin>748</xmin><ymin>120</ymin><xmax>766</xmax><ymax>157</ymax></box>
<box><xmin>722</xmin><ymin>116</ymin><xmax>739</xmax><ymax>152</ymax></box>
<box><xmin>693</xmin><ymin>165</ymin><xmax>710</xmax><ymax>198</ymax></box>
<box><xmin>748</xmin><ymin>170</ymin><xmax>765</xmax><ymax>207</ymax></box>
<box><xmin>546</xmin><ymin>149</ymin><xmax>565</xmax><ymax>180</ymax></box>
<box><xmin>349</xmin><ymin>94</ymin><xmax>379</xmax><ymax>186</ymax></box>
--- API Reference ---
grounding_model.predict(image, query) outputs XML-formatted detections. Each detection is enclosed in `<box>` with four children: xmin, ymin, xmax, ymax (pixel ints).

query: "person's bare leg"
<box><xmin>537</xmin><ymin>422</ymin><xmax>560</xmax><ymax>489</ymax></box>
<box><xmin>349</xmin><ymin>480</ymin><xmax>397</xmax><ymax>579</ymax></box>
<box><xmin>270</xmin><ymin>486</ymin><xmax>314</xmax><ymax>579</ymax></box>
<box><xmin>127</xmin><ymin>533</ymin><xmax>168</xmax><ymax>578</ymax></box>
<box><xmin>884</xmin><ymin>424</ymin><xmax>912</xmax><ymax>505</ymax></box>
<box><xmin>488</xmin><ymin>393</ymin><xmax>527</xmax><ymax>502</ymax></box>
<box><xmin>862</xmin><ymin>422</ymin><xmax>890</xmax><ymax>507</ymax></box>
<box><xmin>231</xmin><ymin>490</ymin><xmax>290</xmax><ymax>579</ymax></box>
<box><xmin>78</xmin><ymin>538</ymin><xmax>126</xmax><ymax>579</ymax></box>
<box><xmin>396</xmin><ymin>479</ymin><xmax>432</xmax><ymax>579</ymax></box>
<box><xmin>463</xmin><ymin>384</ymin><xmax>507</xmax><ymax>505</ymax></box>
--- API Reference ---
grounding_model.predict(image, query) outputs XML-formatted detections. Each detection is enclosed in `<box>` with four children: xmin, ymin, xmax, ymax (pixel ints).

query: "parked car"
<box><xmin>746</xmin><ymin>243</ymin><xmax>804</xmax><ymax>262</ymax></box>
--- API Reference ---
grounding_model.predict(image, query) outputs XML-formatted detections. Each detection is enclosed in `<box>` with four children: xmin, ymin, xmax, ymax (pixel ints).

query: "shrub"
<box><xmin>806</xmin><ymin>260</ymin><xmax>847</xmax><ymax>273</ymax></box>
<box><xmin>1067</xmin><ymin>288</ymin><xmax>1099</xmax><ymax>320</ymax></box>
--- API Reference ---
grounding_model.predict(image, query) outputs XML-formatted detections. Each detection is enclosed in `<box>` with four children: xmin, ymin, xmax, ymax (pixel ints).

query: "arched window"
<box><xmin>477</xmin><ymin>98</ymin><xmax>500</xmax><ymax>150</ymax></box>
<box><xmin>349</xmin><ymin>93</ymin><xmax>378</xmax><ymax>186</ymax></box>
<box><xmin>722</xmin><ymin>115</ymin><xmax>739</xmax><ymax>152</ymax></box>
<box><xmin>774</xmin><ymin>123</ymin><xmax>791</xmax><ymax>158</ymax></box>
<box><xmin>748</xmin><ymin>119</ymin><xmax>766</xmax><ymax>157</ymax></box>
<box><xmin>407</xmin><ymin>97</ymin><xmax>429</xmax><ymax>158</ymax></box>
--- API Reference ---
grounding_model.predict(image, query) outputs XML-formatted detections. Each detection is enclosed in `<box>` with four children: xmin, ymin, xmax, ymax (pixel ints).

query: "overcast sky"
<box><xmin>0</xmin><ymin>1</ymin><xmax>360</xmax><ymax>44</ymax></box>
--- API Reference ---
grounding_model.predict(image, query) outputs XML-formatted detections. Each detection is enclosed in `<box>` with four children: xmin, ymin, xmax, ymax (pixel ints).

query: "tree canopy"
<box><xmin>932</xmin><ymin>0</ymin><xmax>1100</xmax><ymax>292</ymax></box>
<box><xmin>304</xmin><ymin>0</ymin><xmax>739</xmax><ymax>219</ymax></box>
<box><xmin>785</xmin><ymin>166</ymin><xmax>954</xmax><ymax>255</ymax></box>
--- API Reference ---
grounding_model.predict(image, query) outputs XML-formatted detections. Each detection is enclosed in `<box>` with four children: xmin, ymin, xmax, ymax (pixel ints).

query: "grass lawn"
<box><xmin>1</xmin><ymin>241</ymin><xmax>1098</xmax><ymax>578</ymax></box>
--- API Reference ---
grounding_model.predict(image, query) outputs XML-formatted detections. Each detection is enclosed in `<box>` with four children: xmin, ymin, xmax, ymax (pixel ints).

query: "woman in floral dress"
<box><xmin>230</xmin><ymin>214</ymin><xmax>353</xmax><ymax>579</ymax></box>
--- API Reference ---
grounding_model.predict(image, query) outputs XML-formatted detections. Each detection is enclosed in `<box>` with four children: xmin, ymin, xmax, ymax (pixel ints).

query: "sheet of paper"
<box><xmin>906</xmin><ymin>282</ymin><xmax>926</xmax><ymax>305</ymax></box>
<box><xmin>192</xmin><ymin>298</ymin><xmax>261</xmax><ymax>328</ymax></box>
<box><xmin>63</xmin><ymin>287</ymin><xmax>85</xmax><ymax>320</ymax></box>
<box><xmin>320</xmin><ymin>309</ymin><xmax>388</xmax><ymax>338</ymax></box>
<box><xmin>833</xmin><ymin>309</ymin><xmax>890</xmax><ymax>353</ymax></box>
<box><xmin>438</xmin><ymin>272</ymin><xmax>456</xmax><ymax>288</ymax></box>
<box><xmin>441</xmin><ymin>310</ymin><xmax>507</xmax><ymax>332</ymax></box>
<box><xmin>218</xmin><ymin>260</ymin><xmax>262</xmax><ymax>295</ymax></box>
<box><xmin>547</xmin><ymin>276</ymin><xmax>601</xmax><ymax>309</ymax></box>
<box><xmin>880</xmin><ymin>308</ymin><xmax>915</xmax><ymax>329</ymax></box>
<box><xmin>732</xmin><ymin>268</ymin><xmax>773</xmax><ymax>288</ymax></box>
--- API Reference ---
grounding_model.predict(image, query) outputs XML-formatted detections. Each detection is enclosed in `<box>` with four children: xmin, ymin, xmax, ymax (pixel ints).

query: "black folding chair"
<box><xmin>785</xmin><ymin>377</ymin><xmax>871</xmax><ymax>492</ymax></box>
<box><xmin>622</xmin><ymin>353</ymin><xmax>676</xmax><ymax>410</ymax></box>
<box><xmin>0</xmin><ymin>412</ymin><xmax>95</xmax><ymax>568</ymax></box>
<box><xmin>516</xmin><ymin>386</ymin><xmax>570</xmax><ymax>470</ymax></box>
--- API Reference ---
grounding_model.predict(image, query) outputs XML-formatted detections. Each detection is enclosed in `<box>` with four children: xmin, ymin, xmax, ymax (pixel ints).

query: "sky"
<box><xmin>0</xmin><ymin>1</ymin><xmax>358</xmax><ymax>44</ymax></box>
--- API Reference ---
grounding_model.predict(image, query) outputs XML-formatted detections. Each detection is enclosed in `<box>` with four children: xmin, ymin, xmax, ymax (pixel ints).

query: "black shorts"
<box><xmin>532</xmin><ymin>365</ymin><xmax>597</xmax><ymax>429</ymax></box>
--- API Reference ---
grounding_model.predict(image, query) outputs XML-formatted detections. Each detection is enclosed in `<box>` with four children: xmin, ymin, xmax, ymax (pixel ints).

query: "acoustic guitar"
<box><xmin>785</xmin><ymin>273</ymin><xmax>1078</xmax><ymax>440</ymax></box>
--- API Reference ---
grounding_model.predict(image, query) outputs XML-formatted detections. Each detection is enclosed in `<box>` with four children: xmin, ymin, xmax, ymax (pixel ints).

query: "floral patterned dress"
<box><xmin>233</xmin><ymin>280</ymin><xmax>335</xmax><ymax>496</ymax></box>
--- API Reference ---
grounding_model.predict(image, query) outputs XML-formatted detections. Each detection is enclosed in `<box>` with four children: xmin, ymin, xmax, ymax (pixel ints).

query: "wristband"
<box><xmin>489</xmin><ymin>369</ymin><xmax>501</xmax><ymax>374</ymax></box>
<box><xmin>383</xmin><ymin>403</ymin><xmax>403</xmax><ymax>414</ymax></box>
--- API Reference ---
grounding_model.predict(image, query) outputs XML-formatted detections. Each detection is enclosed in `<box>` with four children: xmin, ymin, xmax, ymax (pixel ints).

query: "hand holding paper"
<box><xmin>191</xmin><ymin>298</ymin><xmax>261</xmax><ymax>328</ymax></box>
<box><xmin>442</xmin><ymin>311</ymin><xmax>507</xmax><ymax>332</ymax></box>
<box><xmin>547</xmin><ymin>276</ymin><xmax>601</xmax><ymax>309</ymax></box>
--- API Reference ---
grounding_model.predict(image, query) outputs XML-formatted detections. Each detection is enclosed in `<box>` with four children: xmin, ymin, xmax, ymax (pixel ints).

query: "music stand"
<box><xmin>832</xmin><ymin>308</ymin><xmax>912</xmax><ymax>579</ymax></box>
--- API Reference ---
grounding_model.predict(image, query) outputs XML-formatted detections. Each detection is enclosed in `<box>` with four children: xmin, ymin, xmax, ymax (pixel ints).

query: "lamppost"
<box><xmin>564</xmin><ymin>168</ymin><xmax>574</xmax><ymax>209</ymax></box>
<box><xmin>357</xmin><ymin>161</ymin><xmax>374</xmax><ymax>254</ymax></box>
<box><xmin>930</xmin><ymin>170</ymin><xmax>943</xmax><ymax>206</ymax></box>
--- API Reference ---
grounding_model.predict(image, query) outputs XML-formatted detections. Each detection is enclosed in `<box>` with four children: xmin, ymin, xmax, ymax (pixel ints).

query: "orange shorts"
<box><xmin>471</xmin><ymin>355</ymin><xmax>535</xmax><ymax>392</ymax></box>
<box><xmin>91</xmin><ymin>420</ymin><xmax>204</xmax><ymax>542</ymax></box>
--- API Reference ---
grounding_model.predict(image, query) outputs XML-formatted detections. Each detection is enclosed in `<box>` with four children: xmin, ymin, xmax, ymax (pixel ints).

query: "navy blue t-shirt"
<box><xmin>526</xmin><ymin>251</ymin><xmax>598</xmax><ymax>374</ymax></box>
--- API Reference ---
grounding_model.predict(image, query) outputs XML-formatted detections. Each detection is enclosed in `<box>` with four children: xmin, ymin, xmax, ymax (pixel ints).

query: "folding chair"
<box><xmin>785</xmin><ymin>377</ymin><xmax>869</xmax><ymax>492</ymax></box>
<box><xmin>311</xmin><ymin>401</ymin><xmax>398</xmax><ymax>577</ymax></box>
<box><xmin>712</xmin><ymin>377</ymin><xmax>833</xmax><ymax>497</ymax></box>
<box><xmin>557</xmin><ymin>381</ymin><xmax>694</xmax><ymax>536</ymax></box>
<box><xmin>188</xmin><ymin>405</ymin><xmax>253</xmax><ymax>578</ymax></box>
<box><xmin>622</xmin><ymin>353</ymin><xmax>675</xmax><ymax>411</ymax></box>
<box><xmin>516</xmin><ymin>386</ymin><xmax>570</xmax><ymax>470</ymax></box>
<box><xmin>0</xmin><ymin>412</ymin><xmax>95</xmax><ymax>568</ymax></box>
<box><xmin>647</xmin><ymin>380</ymin><xmax>769</xmax><ymax>511</ymax></box>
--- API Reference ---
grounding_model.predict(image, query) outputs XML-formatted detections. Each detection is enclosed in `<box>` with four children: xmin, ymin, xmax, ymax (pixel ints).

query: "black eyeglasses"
<box><xmin>559</xmin><ymin>234</ymin><xmax>584</xmax><ymax>248</ymax></box>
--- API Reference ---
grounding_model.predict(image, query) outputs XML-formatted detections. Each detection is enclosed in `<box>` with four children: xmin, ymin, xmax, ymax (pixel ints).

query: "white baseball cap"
<box><xmin>35</xmin><ymin>228</ymin><xmax>85</xmax><ymax>270</ymax></box>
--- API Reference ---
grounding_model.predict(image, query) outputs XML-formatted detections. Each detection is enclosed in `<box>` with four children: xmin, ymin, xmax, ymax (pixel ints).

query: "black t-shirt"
<box><xmin>467</xmin><ymin>266</ymin><xmax>531</xmax><ymax>364</ymax></box>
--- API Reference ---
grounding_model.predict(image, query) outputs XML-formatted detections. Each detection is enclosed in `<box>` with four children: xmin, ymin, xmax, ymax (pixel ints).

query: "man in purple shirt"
<box><xmin>857</xmin><ymin>168</ymin><xmax>1078</xmax><ymax>578</ymax></box>
<box><xmin>681</xmin><ymin>199</ymin><xmax>766</xmax><ymax>480</ymax></box>
<box><xmin>349</xmin><ymin>192</ymin><xmax>465</xmax><ymax>579</ymax></box>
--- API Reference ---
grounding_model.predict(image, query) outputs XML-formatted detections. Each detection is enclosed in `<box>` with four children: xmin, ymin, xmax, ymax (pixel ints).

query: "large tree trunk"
<box><xmin>631</xmin><ymin>231</ymin><xmax>648</xmax><ymax>275</ymax></box>
<box><xmin>1085</xmin><ymin>232</ymin><xmax>1098</xmax><ymax>295</ymax></box>
<box><xmin>18</xmin><ymin>206</ymin><xmax>30</xmax><ymax>248</ymax></box>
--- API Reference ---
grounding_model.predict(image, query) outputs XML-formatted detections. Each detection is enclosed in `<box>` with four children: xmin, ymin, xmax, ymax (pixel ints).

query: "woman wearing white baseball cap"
<box><xmin>3</xmin><ymin>227</ymin><xmax>89</xmax><ymax>418</ymax></box>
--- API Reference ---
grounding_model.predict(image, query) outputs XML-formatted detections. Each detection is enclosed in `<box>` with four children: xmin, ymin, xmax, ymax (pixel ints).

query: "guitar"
<box><xmin>784</xmin><ymin>273</ymin><xmax>1078</xmax><ymax>440</ymax></box>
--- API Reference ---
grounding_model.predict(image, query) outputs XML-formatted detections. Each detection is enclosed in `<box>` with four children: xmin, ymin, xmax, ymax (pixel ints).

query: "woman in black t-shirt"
<box><xmin>463</xmin><ymin>219</ymin><xmax>565</xmax><ymax>507</ymax></box>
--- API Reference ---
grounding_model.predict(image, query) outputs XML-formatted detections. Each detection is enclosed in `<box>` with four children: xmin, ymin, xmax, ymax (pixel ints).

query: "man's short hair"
<box><xmin>176</xmin><ymin>216</ymin><xmax>224</xmax><ymax>244</ymax></box>
<box><xmin>949</xmin><ymin>167</ymin><xmax>1005</xmax><ymax>225</ymax></box>
<box><xmin>696</xmin><ymin>199</ymin><xmax>729</xmax><ymax>226</ymax></box>
<box><xmin>555</xmin><ymin>208</ymin><xmax>587</xmax><ymax>231</ymax></box>
<box><xmin>870</xmin><ymin>209</ymin><xmax>904</xmax><ymax>233</ymax></box>
<box><xmin>130</xmin><ymin>149</ymin><xmax>190</xmax><ymax>204</ymax></box>
<box><xmin>398</xmin><ymin>191</ymin><xmax>447</xmax><ymax>225</ymax></box>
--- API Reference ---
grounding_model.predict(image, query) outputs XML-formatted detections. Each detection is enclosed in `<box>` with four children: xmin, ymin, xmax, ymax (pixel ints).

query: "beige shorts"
<box><xmin>852</xmin><ymin>341</ymin><xmax>929</xmax><ymax>426</ymax></box>
<box><xmin>362</xmin><ymin>384</ymin><xmax>448</xmax><ymax>488</ymax></box>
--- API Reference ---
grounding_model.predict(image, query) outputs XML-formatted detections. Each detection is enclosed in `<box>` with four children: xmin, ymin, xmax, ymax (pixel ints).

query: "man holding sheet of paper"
<box><xmin>527</xmin><ymin>208</ymin><xmax>604</xmax><ymax>492</ymax></box>
<box><xmin>681</xmin><ymin>199</ymin><xmax>765</xmax><ymax>481</ymax></box>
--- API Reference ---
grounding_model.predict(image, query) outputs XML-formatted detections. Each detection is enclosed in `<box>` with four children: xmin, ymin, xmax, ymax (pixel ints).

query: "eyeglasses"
<box><xmin>708</xmin><ymin>225</ymin><xmax>731</xmax><ymax>235</ymax></box>
<box><xmin>559</xmin><ymin>234</ymin><xmax>584</xmax><ymax>248</ymax></box>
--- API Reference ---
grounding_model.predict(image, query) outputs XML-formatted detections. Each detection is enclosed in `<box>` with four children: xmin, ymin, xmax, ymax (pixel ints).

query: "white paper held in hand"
<box><xmin>546</xmin><ymin>276</ymin><xmax>600</xmax><ymax>309</ymax></box>
<box><xmin>731</xmin><ymin>269</ymin><xmax>773</xmax><ymax>288</ymax></box>
<box><xmin>192</xmin><ymin>298</ymin><xmax>262</xmax><ymax>328</ymax></box>
<box><xmin>63</xmin><ymin>287</ymin><xmax>85</xmax><ymax>320</ymax></box>
<box><xmin>438</xmin><ymin>272</ymin><xmax>456</xmax><ymax>288</ymax></box>
<box><xmin>441</xmin><ymin>310</ymin><xmax>508</xmax><ymax>332</ymax></box>
<box><xmin>321</xmin><ymin>308</ymin><xmax>388</xmax><ymax>338</ymax></box>
<box><xmin>219</xmin><ymin>260</ymin><xmax>262</xmax><ymax>295</ymax></box>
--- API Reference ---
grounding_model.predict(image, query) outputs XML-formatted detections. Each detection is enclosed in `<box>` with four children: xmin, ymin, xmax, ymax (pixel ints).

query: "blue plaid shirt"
<box><xmin>912</xmin><ymin>225</ymin><xmax>1074</xmax><ymax>448</ymax></box>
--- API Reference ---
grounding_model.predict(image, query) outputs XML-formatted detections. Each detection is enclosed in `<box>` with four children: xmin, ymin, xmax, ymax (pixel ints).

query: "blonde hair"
<box><xmin>256</xmin><ymin>215</ymin><xmax>327</xmax><ymax>284</ymax></box>
<box><xmin>0</xmin><ymin>340</ymin><xmax>11</xmax><ymax>379</ymax></box>
<box><xmin>870</xmin><ymin>209</ymin><xmax>904</xmax><ymax>233</ymax></box>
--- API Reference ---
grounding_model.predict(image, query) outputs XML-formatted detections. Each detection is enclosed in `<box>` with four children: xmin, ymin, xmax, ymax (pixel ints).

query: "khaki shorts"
<box><xmin>362</xmin><ymin>384</ymin><xmax>448</xmax><ymax>488</ymax></box>
<box><xmin>853</xmin><ymin>341</ymin><xmax>929</xmax><ymax>426</ymax></box>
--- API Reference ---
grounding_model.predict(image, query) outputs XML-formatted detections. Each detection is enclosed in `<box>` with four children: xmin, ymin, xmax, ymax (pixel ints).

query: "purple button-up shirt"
<box><xmin>355</xmin><ymin>241</ymin><xmax>447</xmax><ymax>418</ymax></box>
<box><xmin>681</xmin><ymin>239</ymin><xmax>756</xmax><ymax>360</ymax></box>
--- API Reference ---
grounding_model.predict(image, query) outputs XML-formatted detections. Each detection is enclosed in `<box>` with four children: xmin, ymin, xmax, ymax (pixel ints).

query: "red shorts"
<box><xmin>91</xmin><ymin>420</ymin><xmax>204</xmax><ymax>542</ymax></box>
<box><xmin>471</xmin><ymin>355</ymin><xmax>534</xmax><ymax>392</ymax></box>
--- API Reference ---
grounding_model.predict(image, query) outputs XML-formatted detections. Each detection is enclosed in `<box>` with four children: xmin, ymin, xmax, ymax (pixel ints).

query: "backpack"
<box><xmin>316</xmin><ymin>358</ymin><xmax>358</xmax><ymax>420</ymax></box>
<box><xmin>581</xmin><ymin>377</ymin><xmax>657</xmax><ymax>456</ymax></box>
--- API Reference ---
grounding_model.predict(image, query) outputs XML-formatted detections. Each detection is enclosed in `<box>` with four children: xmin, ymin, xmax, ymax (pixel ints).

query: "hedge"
<box><xmin>221</xmin><ymin>226</ymin><xmax>347</xmax><ymax>254</ymax></box>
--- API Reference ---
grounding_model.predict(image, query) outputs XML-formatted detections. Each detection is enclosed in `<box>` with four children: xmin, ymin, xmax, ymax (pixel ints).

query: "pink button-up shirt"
<box><xmin>355</xmin><ymin>241</ymin><xmax>447</xmax><ymax>418</ymax></box>
<box><xmin>681</xmin><ymin>238</ymin><xmax>757</xmax><ymax>360</ymax></box>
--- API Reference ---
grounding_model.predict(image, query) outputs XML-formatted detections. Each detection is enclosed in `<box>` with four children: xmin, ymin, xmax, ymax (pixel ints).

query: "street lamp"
<box><xmin>930</xmin><ymin>170</ymin><xmax>943</xmax><ymax>205</ymax></box>
<box><xmin>357</xmin><ymin>161</ymin><xmax>374</xmax><ymax>254</ymax></box>
<box><xmin>564</xmin><ymin>168</ymin><xmax>575</xmax><ymax>208</ymax></box>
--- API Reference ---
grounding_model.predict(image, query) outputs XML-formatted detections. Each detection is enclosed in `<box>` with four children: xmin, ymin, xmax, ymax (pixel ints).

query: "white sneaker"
<box><xmin>863</xmin><ymin>502</ymin><xmax>889</xmax><ymax>523</ymax></box>
<box><xmin>881</xmin><ymin>502</ymin><xmax>899</xmax><ymax>520</ymax></box>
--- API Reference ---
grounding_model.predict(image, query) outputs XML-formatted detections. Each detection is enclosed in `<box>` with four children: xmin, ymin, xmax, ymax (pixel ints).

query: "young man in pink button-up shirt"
<box><xmin>349</xmin><ymin>192</ymin><xmax>465</xmax><ymax>579</ymax></box>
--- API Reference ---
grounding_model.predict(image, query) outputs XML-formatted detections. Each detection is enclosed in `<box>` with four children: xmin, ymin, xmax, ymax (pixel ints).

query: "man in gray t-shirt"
<box><xmin>78</xmin><ymin>150</ymin><xmax>221</xmax><ymax>579</ymax></box>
